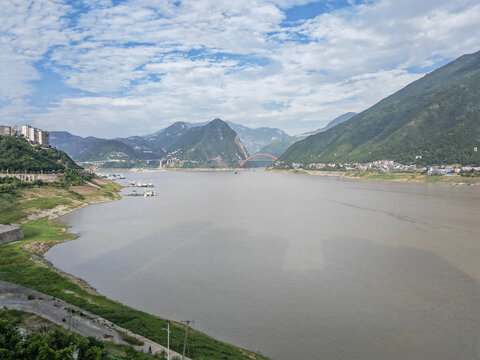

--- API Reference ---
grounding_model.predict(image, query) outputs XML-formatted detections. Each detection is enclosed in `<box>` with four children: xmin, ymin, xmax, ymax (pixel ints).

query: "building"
<box><xmin>21</xmin><ymin>125</ymin><xmax>49</xmax><ymax>146</ymax></box>
<box><xmin>0</xmin><ymin>125</ymin><xmax>17</xmax><ymax>136</ymax></box>
<box><xmin>38</xmin><ymin>130</ymin><xmax>49</xmax><ymax>146</ymax></box>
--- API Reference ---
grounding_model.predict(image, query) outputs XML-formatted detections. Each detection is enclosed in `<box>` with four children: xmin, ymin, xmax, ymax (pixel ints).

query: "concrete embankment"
<box><xmin>0</xmin><ymin>224</ymin><xmax>24</xmax><ymax>244</ymax></box>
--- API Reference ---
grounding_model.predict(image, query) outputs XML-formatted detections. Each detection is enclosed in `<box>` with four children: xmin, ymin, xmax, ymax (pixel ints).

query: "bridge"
<box><xmin>240</xmin><ymin>153</ymin><xmax>278</xmax><ymax>167</ymax></box>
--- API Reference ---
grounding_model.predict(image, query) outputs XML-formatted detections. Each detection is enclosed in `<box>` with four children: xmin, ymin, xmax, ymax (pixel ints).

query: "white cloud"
<box><xmin>0</xmin><ymin>0</ymin><xmax>70</xmax><ymax>102</ymax></box>
<box><xmin>1</xmin><ymin>0</ymin><xmax>480</xmax><ymax>136</ymax></box>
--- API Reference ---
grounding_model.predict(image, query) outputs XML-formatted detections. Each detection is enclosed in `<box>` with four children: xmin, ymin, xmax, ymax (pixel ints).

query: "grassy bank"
<box><xmin>268</xmin><ymin>169</ymin><xmax>480</xmax><ymax>185</ymax></box>
<box><xmin>0</xmin><ymin>181</ymin><xmax>268</xmax><ymax>360</ymax></box>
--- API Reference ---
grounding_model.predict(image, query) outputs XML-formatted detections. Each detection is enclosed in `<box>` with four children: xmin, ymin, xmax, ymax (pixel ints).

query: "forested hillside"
<box><xmin>278</xmin><ymin>51</ymin><xmax>480</xmax><ymax>166</ymax></box>
<box><xmin>0</xmin><ymin>135</ymin><xmax>80</xmax><ymax>173</ymax></box>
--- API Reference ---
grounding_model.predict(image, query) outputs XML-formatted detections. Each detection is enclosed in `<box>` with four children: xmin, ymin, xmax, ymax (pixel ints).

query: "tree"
<box><xmin>0</xmin><ymin>319</ymin><xmax>22</xmax><ymax>359</ymax></box>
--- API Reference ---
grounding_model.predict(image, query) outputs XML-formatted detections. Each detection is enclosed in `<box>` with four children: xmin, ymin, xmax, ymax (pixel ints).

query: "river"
<box><xmin>45</xmin><ymin>170</ymin><xmax>480</xmax><ymax>359</ymax></box>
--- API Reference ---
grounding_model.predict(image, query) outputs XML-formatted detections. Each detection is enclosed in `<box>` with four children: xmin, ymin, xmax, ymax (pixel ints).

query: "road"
<box><xmin>0</xmin><ymin>280</ymin><xmax>187</xmax><ymax>359</ymax></box>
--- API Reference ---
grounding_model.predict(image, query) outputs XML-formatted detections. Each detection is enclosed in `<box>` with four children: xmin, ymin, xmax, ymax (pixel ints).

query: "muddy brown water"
<box><xmin>46</xmin><ymin>171</ymin><xmax>480</xmax><ymax>360</ymax></box>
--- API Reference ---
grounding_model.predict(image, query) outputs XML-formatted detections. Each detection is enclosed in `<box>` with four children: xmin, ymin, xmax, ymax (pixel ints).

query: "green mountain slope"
<box><xmin>51</xmin><ymin>132</ymin><xmax>161</xmax><ymax>161</ymax></box>
<box><xmin>278</xmin><ymin>51</ymin><xmax>480</xmax><ymax>166</ymax></box>
<box><xmin>142</xmin><ymin>121</ymin><xmax>289</xmax><ymax>155</ymax></box>
<box><xmin>167</xmin><ymin>119</ymin><xmax>249</xmax><ymax>168</ymax></box>
<box><xmin>260</xmin><ymin>112</ymin><xmax>357</xmax><ymax>158</ymax></box>
<box><xmin>49</xmin><ymin>132</ymin><xmax>104</xmax><ymax>159</ymax></box>
<box><xmin>322</xmin><ymin>112</ymin><xmax>358</xmax><ymax>131</ymax></box>
<box><xmin>75</xmin><ymin>140</ymin><xmax>140</xmax><ymax>162</ymax></box>
<box><xmin>0</xmin><ymin>135</ymin><xmax>80</xmax><ymax>172</ymax></box>
<box><xmin>149</xmin><ymin>121</ymin><xmax>191</xmax><ymax>152</ymax></box>
<box><xmin>112</xmin><ymin>122</ymin><xmax>190</xmax><ymax>159</ymax></box>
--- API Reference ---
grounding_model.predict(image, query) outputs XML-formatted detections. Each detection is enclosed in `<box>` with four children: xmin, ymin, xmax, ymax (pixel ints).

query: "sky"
<box><xmin>1</xmin><ymin>0</ymin><xmax>480</xmax><ymax>138</ymax></box>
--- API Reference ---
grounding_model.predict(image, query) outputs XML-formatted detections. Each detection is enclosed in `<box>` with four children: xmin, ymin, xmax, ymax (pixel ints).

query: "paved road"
<box><xmin>0</xmin><ymin>280</ymin><xmax>187</xmax><ymax>359</ymax></box>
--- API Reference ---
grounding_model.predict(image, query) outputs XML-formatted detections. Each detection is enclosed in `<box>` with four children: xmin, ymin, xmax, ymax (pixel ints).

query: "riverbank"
<box><xmin>0</xmin><ymin>179</ymin><xmax>269</xmax><ymax>360</ymax></box>
<box><xmin>0</xmin><ymin>280</ymin><xmax>186</xmax><ymax>358</ymax></box>
<box><xmin>268</xmin><ymin>168</ymin><xmax>480</xmax><ymax>185</ymax></box>
<box><xmin>101</xmin><ymin>167</ymin><xmax>252</xmax><ymax>172</ymax></box>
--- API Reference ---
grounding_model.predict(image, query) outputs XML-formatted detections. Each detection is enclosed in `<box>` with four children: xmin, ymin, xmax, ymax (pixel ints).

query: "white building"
<box><xmin>0</xmin><ymin>125</ymin><xmax>17</xmax><ymax>136</ymax></box>
<box><xmin>21</xmin><ymin>125</ymin><xmax>49</xmax><ymax>146</ymax></box>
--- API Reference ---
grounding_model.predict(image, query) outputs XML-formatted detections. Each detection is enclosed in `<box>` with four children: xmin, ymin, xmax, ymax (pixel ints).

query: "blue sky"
<box><xmin>1</xmin><ymin>0</ymin><xmax>479</xmax><ymax>138</ymax></box>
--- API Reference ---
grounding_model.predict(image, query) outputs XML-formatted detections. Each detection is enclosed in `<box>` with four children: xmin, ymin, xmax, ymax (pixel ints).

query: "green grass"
<box><xmin>0</xmin><ymin>187</ymin><xmax>268</xmax><ymax>360</ymax></box>
<box><xmin>67</xmin><ymin>190</ymin><xmax>86</xmax><ymax>201</ymax></box>
<box><xmin>0</xmin><ymin>188</ymin><xmax>74</xmax><ymax>224</ymax></box>
<box><xmin>103</xmin><ymin>343</ymin><xmax>162</xmax><ymax>360</ymax></box>
<box><xmin>25</xmin><ymin>197</ymin><xmax>73</xmax><ymax>210</ymax></box>
<box><xmin>119</xmin><ymin>332</ymin><xmax>144</xmax><ymax>346</ymax></box>
<box><xmin>99</xmin><ymin>182</ymin><xmax>123</xmax><ymax>200</ymax></box>
<box><xmin>0</xmin><ymin>309</ymin><xmax>46</xmax><ymax>327</ymax></box>
<box><xmin>0</xmin><ymin>192</ymin><xmax>24</xmax><ymax>224</ymax></box>
<box><xmin>354</xmin><ymin>172</ymin><xmax>412</xmax><ymax>181</ymax></box>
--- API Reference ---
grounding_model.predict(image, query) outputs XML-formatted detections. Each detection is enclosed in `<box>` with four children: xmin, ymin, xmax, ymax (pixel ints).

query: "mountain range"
<box><xmin>277</xmin><ymin>51</ymin><xmax>480</xmax><ymax>167</ymax></box>
<box><xmin>136</xmin><ymin>120</ymin><xmax>289</xmax><ymax>155</ymax></box>
<box><xmin>51</xmin><ymin>119</ymin><xmax>252</xmax><ymax>168</ymax></box>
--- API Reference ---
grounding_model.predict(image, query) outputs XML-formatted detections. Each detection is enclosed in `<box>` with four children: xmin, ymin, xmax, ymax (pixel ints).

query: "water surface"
<box><xmin>46</xmin><ymin>171</ymin><xmax>480</xmax><ymax>359</ymax></box>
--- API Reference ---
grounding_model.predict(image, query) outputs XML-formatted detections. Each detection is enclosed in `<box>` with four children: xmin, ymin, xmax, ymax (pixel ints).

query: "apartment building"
<box><xmin>21</xmin><ymin>125</ymin><xmax>50</xmax><ymax>146</ymax></box>
<box><xmin>0</xmin><ymin>125</ymin><xmax>17</xmax><ymax>136</ymax></box>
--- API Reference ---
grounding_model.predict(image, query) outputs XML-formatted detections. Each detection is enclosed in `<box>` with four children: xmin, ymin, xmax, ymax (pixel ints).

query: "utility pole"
<box><xmin>181</xmin><ymin>320</ymin><xmax>193</xmax><ymax>360</ymax></box>
<box><xmin>162</xmin><ymin>321</ymin><xmax>170</xmax><ymax>360</ymax></box>
<box><xmin>66</xmin><ymin>314</ymin><xmax>74</xmax><ymax>332</ymax></box>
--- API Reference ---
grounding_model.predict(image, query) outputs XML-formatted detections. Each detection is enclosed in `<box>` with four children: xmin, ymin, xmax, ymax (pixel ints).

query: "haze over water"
<box><xmin>46</xmin><ymin>171</ymin><xmax>480</xmax><ymax>360</ymax></box>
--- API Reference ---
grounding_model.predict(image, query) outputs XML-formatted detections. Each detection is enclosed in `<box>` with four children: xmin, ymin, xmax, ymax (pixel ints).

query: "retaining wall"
<box><xmin>0</xmin><ymin>224</ymin><xmax>24</xmax><ymax>244</ymax></box>
<box><xmin>0</xmin><ymin>173</ymin><xmax>61</xmax><ymax>182</ymax></box>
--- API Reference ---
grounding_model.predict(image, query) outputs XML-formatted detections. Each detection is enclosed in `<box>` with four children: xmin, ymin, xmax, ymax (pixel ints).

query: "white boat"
<box><xmin>144</xmin><ymin>189</ymin><xmax>157</xmax><ymax>197</ymax></box>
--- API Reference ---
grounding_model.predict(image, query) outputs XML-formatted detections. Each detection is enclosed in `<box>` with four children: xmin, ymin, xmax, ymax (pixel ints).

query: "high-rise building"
<box><xmin>0</xmin><ymin>125</ymin><xmax>17</xmax><ymax>136</ymax></box>
<box><xmin>21</xmin><ymin>125</ymin><xmax>31</xmax><ymax>138</ymax></box>
<box><xmin>21</xmin><ymin>125</ymin><xmax>49</xmax><ymax>146</ymax></box>
<box><xmin>39</xmin><ymin>130</ymin><xmax>49</xmax><ymax>146</ymax></box>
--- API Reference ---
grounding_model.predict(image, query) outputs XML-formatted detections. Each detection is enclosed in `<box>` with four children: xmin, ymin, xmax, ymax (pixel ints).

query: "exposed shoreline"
<box><xmin>267</xmin><ymin>168</ymin><xmax>480</xmax><ymax>185</ymax></box>
<box><xmin>95</xmin><ymin>166</ymin><xmax>480</xmax><ymax>185</ymax></box>
<box><xmin>13</xmin><ymin>178</ymin><xmax>123</xmax><ymax>296</ymax></box>
<box><xmin>101</xmin><ymin>167</ymin><xmax>252</xmax><ymax>172</ymax></box>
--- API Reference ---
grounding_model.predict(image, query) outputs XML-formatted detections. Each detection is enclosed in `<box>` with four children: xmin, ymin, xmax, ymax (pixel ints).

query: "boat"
<box><xmin>144</xmin><ymin>189</ymin><xmax>157</xmax><ymax>197</ymax></box>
